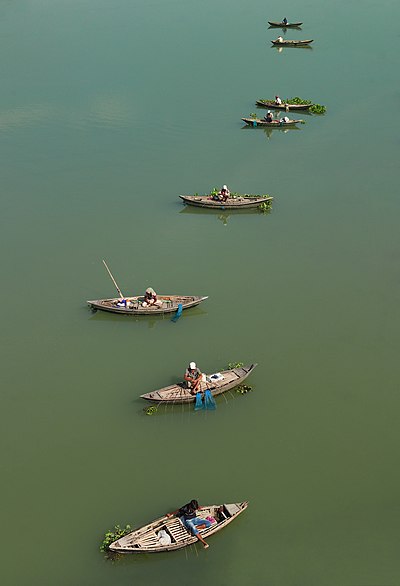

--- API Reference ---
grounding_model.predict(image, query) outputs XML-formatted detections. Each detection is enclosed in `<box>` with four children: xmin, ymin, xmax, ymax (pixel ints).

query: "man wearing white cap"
<box><xmin>184</xmin><ymin>362</ymin><xmax>202</xmax><ymax>394</ymax></box>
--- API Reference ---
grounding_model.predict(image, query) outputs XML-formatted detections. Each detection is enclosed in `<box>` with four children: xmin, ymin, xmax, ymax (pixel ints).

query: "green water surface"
<box><xmin>1</xmin><ymin>1</ymin><xmax>400</xmax><ymax>585</ymax></box>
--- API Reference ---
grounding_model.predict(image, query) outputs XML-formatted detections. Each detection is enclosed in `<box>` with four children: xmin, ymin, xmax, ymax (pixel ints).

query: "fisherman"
<box><xmin>142</xmin><ymin>287</ymin><xmax>163</xmax><ymax>308</ymax></box>
<box><xmin>275</xmin><ymin>94</ymin><xmax>283</xmax><ymax>105</ymax></box>
<box><xmin>282</xmin><ymin>17</ymin><xmax>288</xmax><ymax>25</ymax></box>
<box><xmin>214</xmin><ymin>184</ymin><xmax>230</xmax><ymax>202</ymax></box>
<box><xmin>276</xmin><ymin>36</ymin><xmax>284</xmax><ymax>43</ymax></box>
<box><xmin>166</xmin><ymin>499</ymin><xmax>211</xmax><ymax>549</ymax></box>
<box><xmin>264</xmin><ymin>110</ymin><xmax>273</xmax><ymax>123</ymax></box>
<box><xmin>184</xmin><ymin>361</ymin><xmax>202</xmax><ymax>394</ymax></box>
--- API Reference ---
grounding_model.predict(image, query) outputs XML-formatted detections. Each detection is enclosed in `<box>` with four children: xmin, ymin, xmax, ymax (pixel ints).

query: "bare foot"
<box><xmin>203</xmin><ymin>543</ymin><xmax>209</xmax><ymax>549</ymax></box>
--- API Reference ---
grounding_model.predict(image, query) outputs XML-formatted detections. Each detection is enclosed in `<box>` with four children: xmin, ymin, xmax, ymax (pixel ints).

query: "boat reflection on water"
<box><xmin>241</xmin><ymin>124</ymin><xmax>302</xmax><ymax>140</ymax></box>
<box><xmin>272</xmin><ymin>44</ymin><xmax>313</xmax><ymax>53</ymax></box>
<box><xmin>88</xmin><ymin>304</ymin><xmax>208</xmax><ymax>328</ymax></box>
<box><xmin>267</xmin><ymin>25</ymin><xmax>302</xmax><ymax>32</ymax></box>
<box><xmin>179</xmin><ymin>205</ymin><xmax>270</xmax><ymax>225</ymax></box>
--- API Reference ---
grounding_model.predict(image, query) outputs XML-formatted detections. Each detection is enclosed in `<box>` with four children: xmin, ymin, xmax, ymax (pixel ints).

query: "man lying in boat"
<box><xmin>279</xmin><ymin>116</ymin><xmax>290</xmax><ymax>124</ymax></box>
<box><xmin>213</xmin><ymin>184</ymin><xmax>230</xmax><ymax>202</ymax></box>
<box><xmin>142</xmin><ymin>287</ymin><xmax>163</xmax><ymax>308</ymax></box>
<box><xmin>184</xmin><ymin>361</ymin><xmax>202</xmax><ymax>394</ymax></box>
<box><xmin>166</xmin><ymin>499</ymin><xmax>212</xmax><ymax>549</ymax></box>
<box><xmin>264</xmin><ymin>110</ymin><xmax>273</xmax><ymax>123</ymax></box>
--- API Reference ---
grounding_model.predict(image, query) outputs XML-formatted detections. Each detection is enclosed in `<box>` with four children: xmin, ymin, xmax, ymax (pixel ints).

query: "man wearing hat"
<box><xmin>184</xmin><ymin>362</ymin><xmax>202</xmax><ymax>394</ymax></box>
<box><xmin>142</xmin><ymin>287</ymin><xmax>163</xmax><ymax>308</ymax></box>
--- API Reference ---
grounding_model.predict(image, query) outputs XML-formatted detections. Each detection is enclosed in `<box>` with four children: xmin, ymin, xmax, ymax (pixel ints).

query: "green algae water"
<box><xmin>1</xmin><ymin>1</ymin><xmax>400</xmax><ymax>584</ymax></box>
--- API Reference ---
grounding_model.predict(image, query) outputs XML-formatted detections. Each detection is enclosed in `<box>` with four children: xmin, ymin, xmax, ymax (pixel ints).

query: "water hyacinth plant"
<box><xmin>228</xmin><ymin>362</ymin><xmax>244</xmax><ymax>369</ymax></box>
<box><xmin>236</xmin><ymin>384</ymin><xmax>253</xmax><ymax>395</ymax></box>
<box><xmin>100</xmin><ymin>524</ymin><xmax>132</xmax><ymax>551</ymax></box>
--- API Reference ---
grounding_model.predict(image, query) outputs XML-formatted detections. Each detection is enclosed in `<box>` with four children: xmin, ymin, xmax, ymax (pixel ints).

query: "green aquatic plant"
<box><xmin>236</xmin><ymin>384</ymin><xmax>253</xmax><ymax>395</ymax></box>
<box><xmin>144</xmin><ymin>405</ymin><xmax>158</xmax><ymax>416</ymax></box>
<box><xmin>228</xmin><ymin>362</ymin><xmax>244</xmax><ymax>369</ymax></box>
<box><xmin>309</xmin><ymin>103</ymin><xmax>326</xmax><ymax>114</ymax></box>
<box><xmin>100</xmin><ymin>524</ymin><xmax>132</xmax><ymax>551</ymax></box>
<box><xmin>249</xmin><ymin>112</ymin><xmax>257</xmax><ymax>119</ymax></box>
<box><xmin>258</xmin><ymin>201</ymin><xmax>272</xmax><ymax>213</ymax></box>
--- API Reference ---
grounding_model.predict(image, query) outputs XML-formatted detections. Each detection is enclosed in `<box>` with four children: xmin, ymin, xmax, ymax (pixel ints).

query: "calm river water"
<box><xmin>1</xmin><ymin>1</ymin><xmax>400</xmax><ymax>585</ymax></box>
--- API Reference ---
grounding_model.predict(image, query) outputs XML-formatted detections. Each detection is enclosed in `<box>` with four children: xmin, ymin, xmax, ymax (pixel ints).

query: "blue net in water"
<box><xmin>204</xmin><ymin>389</ymin><xmax>216</xmax><ymax>410</ymax></box>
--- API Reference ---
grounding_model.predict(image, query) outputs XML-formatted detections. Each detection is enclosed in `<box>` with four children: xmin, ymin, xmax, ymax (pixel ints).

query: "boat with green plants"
<box><xmin>256</xmin><ymin>98</ymin><xmax>326</xmax><ymax>114</ymax></box>
<box><xmin>268</xmin><ymin>20</ymin><xmax>302</xmax><ymax>27</ymax></box>
<box><xmin>242</xmin><ymin>116</ymin><xmax>304</xmax><ymax>127</ymax></box>
<box><xmin>87</xmin><ymin>260</ymin><xmax>207</xmax><ymax>315</ymax></box>
<box><xmin>256</xmin><ymin>100</ymin><xmax>311</xmax><ymax>111</ymax></box>
<box><xmin>272</xmin><ymin>38</ymin><xmax>313</xmax><ymax>46</ymax></box>
<box><xmin>107</xmin><ymin>502</ymin><xmax>248</xmax><ymax>553</ymax></box>
<box><xmin>180</xmin><ymin>192</ymin><xmax>273</xmax><ymax>210</ymax></box>
<box><xmin>140</xmin><ymin>363</ymin><xmax>257</xmax><ymax>403</ymax></box>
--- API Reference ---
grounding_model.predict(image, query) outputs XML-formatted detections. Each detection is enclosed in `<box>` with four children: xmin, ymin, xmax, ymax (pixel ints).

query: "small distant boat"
<box><xmin>141</xmin><ymin>363</ymin><xmax>257</xmax><ymax>403</ymax></box>
<box><xmin>109</xmin><ymin>502</ymin><xmax>248</xmax><ymax>553</ymax></box>
<box><xmin>256</xmin><ymin>100</ymin><xmax>312</xmax><ymax>111</ymax></box>
<box><xmin>242</xmin><ymin>117</ymin><xmax>303</xmax><ymax>127</ymax></box>
<box><xmin>88</xmin><ymin>295</ymin><xmax>207</xmax><ymax>315</ymax></box>
<box><xmin>88</xmin><ymin>260</ymin><xmax>207</xmax><ymax>315</ymax></box>
<box><xmin>180</xmin><ymin>194</ymin><xmax>273</xmax><ymax>210</ymax></box>
<box><xmin>272</xmin><ymin>38</ymin><xmax>313</xmax><ymax>46</ymax></box>
<box><xmin>268</xmin><ymin>21</ymin><xmax>303</xmax><ymax>27</ymax></box>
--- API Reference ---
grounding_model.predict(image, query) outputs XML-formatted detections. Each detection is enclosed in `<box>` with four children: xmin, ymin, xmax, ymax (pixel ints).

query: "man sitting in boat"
<box><xmin>213</xmin><ymin>185</ymin><xmax>230</xmax><ymax>202</ymax></box>
<box><xmin>142</xmin><ymin>287</ymin><xmax>163</xmax><ymax>308</ymax></box>
<box><xmin>282</xmin><ymin>17</ymin><xmax>288</xmax><ymax>25</ymax></box>
<box><xmin>264</xmin><ymin>110</ymin><xmax>273</xmax><ymax>123</ymax></box>
<box><xmin>275</xmin><ymin>95</ymin><xmax>283</xmax><ymax>105</ymax></box>
<box><xmin>167</xmin><ymin>499</ymin><xmax>211</xmax><ymax>549</ymax></box>
<box><xmin>184</xmin><ymin>362</ymin><xmax>202</xmax><ymax>393</ymax></box>
<box><xmin>276</xmin><ymin>36</ymin><xmax>284</xmax><ymax>43</ymax></box>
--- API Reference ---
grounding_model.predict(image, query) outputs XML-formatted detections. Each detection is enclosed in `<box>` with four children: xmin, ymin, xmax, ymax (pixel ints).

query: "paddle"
<box><xmin>171</xmin><ymin>303</ymin><xmax>183</xmax><ymax>323</ymax></box>
<box><xmin>102</xmin><ymin>259</ymin><xmax>124</xmax><ymax>299</ymax></box>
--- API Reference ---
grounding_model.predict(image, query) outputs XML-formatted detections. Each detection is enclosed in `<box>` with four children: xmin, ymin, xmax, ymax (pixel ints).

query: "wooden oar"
<box><xmin>102</xmin><ymin>259</ymin><xmax>124</xmax><ymax>299</ymax></box>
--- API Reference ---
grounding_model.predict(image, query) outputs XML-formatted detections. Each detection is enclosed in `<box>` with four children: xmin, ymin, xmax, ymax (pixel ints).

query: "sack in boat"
<box><xmin>157</xmin><ymin>529</ymin><xmax>172</xmax><ymax>546</ymax></box>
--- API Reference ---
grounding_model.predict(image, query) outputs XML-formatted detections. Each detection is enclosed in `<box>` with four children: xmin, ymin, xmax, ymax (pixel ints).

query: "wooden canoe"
<box><xmin>109</xmin><ymin>501</ymin><xmax>248</xmax><ymax>553</ymax></box>
<box><xmin>180</xmin><ymin>194</ymin><xmax>273</xmax><ymax>209</ymax></box>
<box><xmin>272</xmin><ymin>39</ymin><xmax>313</xmax><ymax>46</ymax></box>
<box><xmin>141</xmin><ymin>363</ymin><xmax>257</xmax><ymax>403</ymax></box>
<box><xmin>256</xmin><ymin>100</ymin><xmax>312</xmax><ymax>111</ymax></box>
<box><xmin>242</xmin><ymin>117</ymin><xmax>303</xmax><ymax>127</ymax></box>
<box><xmin>268</xmin><ymin>21</ymin><xmax>303</xmax><ymax>27</ymax></box>
<box><xmin>87</xmin><ymin>295</ymin><xmax>208</xmax><ymax>315</ymax></box>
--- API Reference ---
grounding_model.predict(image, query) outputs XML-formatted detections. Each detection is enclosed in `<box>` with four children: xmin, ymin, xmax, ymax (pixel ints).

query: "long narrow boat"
<box><xmin>180</xmin><ymin>194</ymin><xmax>273</xmax><ymax>209</ymax></box>
<box><xmin>242</xmin><ymin>117</ymin><xmax>303</xmax><ymax>127</ymax></box>
<box><xmin>256</xmin><ymin>100</ymin><xmax>312</xmax><ymax>111</ymax></box>
<box><xmin>141</xmin><ymin>363</ymin><xmax>257</xmax><ymax>403</ymax></box>
<box><xmin>87</xmin><ymin>295</ymin><xmax>208</xmax><ymax>315</ymax></box>
<box><xmin>268</xmin><ymin>21</ymin><xmax>303</xmax><ymax>27</ymax></box>
<box><xmin>109</xmin><ymin>502</ymin><xmax>248</xmax><ymax>553</ymax></box>
<box><xmin>272</xmin><ymin>38</ymin><xmax>313</xmax><ymax>46</ymax></box>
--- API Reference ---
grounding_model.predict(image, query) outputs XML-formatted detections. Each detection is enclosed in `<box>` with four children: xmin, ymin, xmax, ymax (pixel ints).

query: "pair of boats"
<box><xmin>269</xmin><ymin>18</ymin><xmax>313</xmax><ymax>46</ymax></box>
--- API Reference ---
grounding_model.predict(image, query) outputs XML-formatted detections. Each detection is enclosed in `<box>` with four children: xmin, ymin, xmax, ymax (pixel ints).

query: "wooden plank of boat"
<box><xmin>272</xmin><ymin>39</ymin><xmax>313</xmax><ymax>46</ymax></box>
<box><xmin>141</xmin><ymin>363</ymin><xmax>257</xmax><ymax>403</ymax></box>
<box><xmin>179</xmin><ymin>194</ymin><xmax>273</xmax><ymax>210</ymax></box>
<box><xmin>242</xmin><ymin>117</ymin><xmax>303</xmax><ymax>127</ymax></box>
<box><xmin>268</xmin><ymin>21</ymin><xmax>303</xmax><ymax>27</ymax></box>
<box><xmin>109</xmin><ymin>501</ymin><xmax>248</xmax><ymax>553</ymax></box>
<box><xmin>256</xmin><ymin>100</ymin><xmax>312</xmax><ymax>111</ymax></box>
<box><xmin>87</xmin><ymin>295</ymin><xmax>208</xmax><ymax>315</ymax></box>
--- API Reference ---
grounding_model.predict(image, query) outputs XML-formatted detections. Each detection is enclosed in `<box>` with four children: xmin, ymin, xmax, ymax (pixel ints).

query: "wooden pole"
<box><xmin>102</xmin><ymin>259</ymin><xmax>124</xmax><ymax>299</ymax></box>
